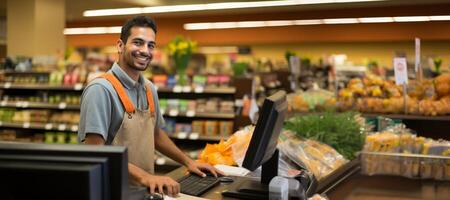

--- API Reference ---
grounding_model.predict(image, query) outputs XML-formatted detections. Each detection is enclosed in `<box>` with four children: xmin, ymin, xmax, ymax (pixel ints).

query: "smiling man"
<box><xmin>78</xmin><ymin>16</ymin><xmax>223</xmax><ymax>197</ymax></box>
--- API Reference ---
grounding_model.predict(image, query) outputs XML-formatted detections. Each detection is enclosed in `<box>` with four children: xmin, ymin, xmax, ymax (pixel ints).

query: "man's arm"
<box><xmin>154</xmin><ymin>128</ymin><xmax>224</xmax><ymax>177</ymax></box>
<box><xmin>83</xmin><ymin>133</ymin><xmax>180</xmax><ymax>196</ymax></box>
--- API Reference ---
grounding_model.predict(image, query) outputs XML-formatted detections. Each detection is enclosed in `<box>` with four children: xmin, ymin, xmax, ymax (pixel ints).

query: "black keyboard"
<box><xmin>178</xmin><ymin>174</ymin><xmax>219</xmax><ymax>196</ymax></box>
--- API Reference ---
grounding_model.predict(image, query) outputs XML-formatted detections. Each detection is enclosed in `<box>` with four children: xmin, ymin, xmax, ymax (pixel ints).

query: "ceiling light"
<box><xmin>265</xmin><ymin>20</ymin><xmax>294</xmax><ymax>27</ymax></box>
<box><xmin>429</xmin><ymin>15</ymin><xmax>450</xmax><ymax>21</ymax></box>
<box><xmin>294</xmin><ymin>19</ymin><xmax>323</xmax><ymax>25</ymax></box>
<box><xmin>83</xmin><ymin>0</ymin><xmax>385</xmax><ymax>17</ymax></box>
<box><xmin>64</xmin><ymin>26</ymin><xmax>122</xmax><ymax>35</ymax></box>
<box><xmin>323</xmin><ymin>18</ymin><xmax>359</xmax><ymax>24</ymax></box>
<box><xmin>358</xmin><ymin>17</ymin><xmax>394</xmax><ymax>23</ymax></box>
<box><xmin>393</xmin><ymin>16</ymin><xmax>430</xmax><ymax>22</ymax></box>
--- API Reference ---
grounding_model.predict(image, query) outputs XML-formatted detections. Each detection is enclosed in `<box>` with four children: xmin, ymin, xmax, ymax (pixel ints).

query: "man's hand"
<box><xmin>139</xmin><ymin>174</ymin><xmax>180</xmax><ymax>197</ymax></box>
<box><xmin>186</xmin><ymin>160</ymin><xmax>225</xmax><ymax>177</ymax></box>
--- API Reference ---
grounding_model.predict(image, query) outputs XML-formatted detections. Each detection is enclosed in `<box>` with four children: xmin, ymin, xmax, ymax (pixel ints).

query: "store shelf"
<box><xmin>156</xmin><ymin>86</ymin><xmax>236</xmax><ymax>94</ymax></box>
<box><xmin>162</xmin><ymin>110</ymin><xmax>235</xmax><ymax>119</ymax></box>
<box><xmin>0</xmin><ymin>101</ymin><xmax>80</xmax><ymax>110</ymax></box>
<box><xmin>0</xmin><ymin>82</ymin><xmax>84</xmax><ymax>91</ymax></box>
<box><xmin>168</xmin><ymin>132</ymin><xmax>227</xmax><ymax>142</ymax></box>
<box><xmin>362</xmin><ymin>113</ymin><xmax>450</xmax><ymax>121</ymax></box>
<box><xmin>288</xmin><ymin>112</ymin><xmax>450</xmax><ymax>121</ymax></box>
<box><xmin>0</xmin><ymin>121</ymin><xmax>78</xmax><ymax>132</ymax></box>
<box><xmin>0</xmin><ymin>70</ymin><xmax>51</xmax><ymax>75</ymax></box>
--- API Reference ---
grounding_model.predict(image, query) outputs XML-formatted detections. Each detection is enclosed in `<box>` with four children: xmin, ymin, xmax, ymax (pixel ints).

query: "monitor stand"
<box><xmin>222</xmin><ymin>150</ymin><xmax>279</xmax><ymax>200</ymax></box>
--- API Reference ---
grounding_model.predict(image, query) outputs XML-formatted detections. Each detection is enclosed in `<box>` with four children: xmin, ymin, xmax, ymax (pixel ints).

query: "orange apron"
<box><xmin>100</xmin><ymin>73</ymin><xmax>156</xmax><ymax>185</ymax></box>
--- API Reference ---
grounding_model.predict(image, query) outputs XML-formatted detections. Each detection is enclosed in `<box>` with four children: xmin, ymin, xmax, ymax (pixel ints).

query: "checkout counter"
<box><xmin>162</xmin><ymin>158</ymin><xmax>449</xmax><ymax>200</ymax></box>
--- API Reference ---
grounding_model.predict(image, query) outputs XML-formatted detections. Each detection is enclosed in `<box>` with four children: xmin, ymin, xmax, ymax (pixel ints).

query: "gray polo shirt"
<box><xmin>78</xmin><ymin>63</ymin><xmax>165</xmax><ymax>144</ymax></box>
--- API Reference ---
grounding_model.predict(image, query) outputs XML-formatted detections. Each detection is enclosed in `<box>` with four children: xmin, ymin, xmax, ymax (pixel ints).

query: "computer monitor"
<box><xmin>222</xmin><ymin>90</ymin><xmax>287</xmax><ymax>199</ymax></box>
<box><xmin>0</xmin><ymin>142</ymin><xmax>128</xmax><ymax>200</ymax></box>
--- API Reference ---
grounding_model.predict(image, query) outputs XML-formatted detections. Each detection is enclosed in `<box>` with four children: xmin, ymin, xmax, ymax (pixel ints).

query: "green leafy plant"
<box><xmin>433</xmin><ymin>57</ymin><xmax>443</xmax><ymax>74</ymax></box>
<box><xmin>284</xmin><ymin>111</ymin><xmax>365</xmax><ymax>160</ymax></box>
<box><xmin>232</xmin><ymin>62</ymin><xmax>249</xmax><ymax>76</ymax></box>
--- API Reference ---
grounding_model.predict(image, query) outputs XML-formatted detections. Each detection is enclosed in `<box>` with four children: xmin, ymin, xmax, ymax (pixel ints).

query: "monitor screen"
<box><xmin>0</xmin><ymin>142</ymin><xmax>128</xmax><ymax>200</ymax></box>
<box><xmin>242</xmin><ymin>90</ymin><xmax>287</xmax><ymax>174</ymax></box>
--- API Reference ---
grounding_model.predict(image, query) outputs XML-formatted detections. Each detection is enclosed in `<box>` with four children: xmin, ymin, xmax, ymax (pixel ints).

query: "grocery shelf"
<box><xmin>163</xmin><ymin>110</ymin><xmax>235</xmax><ymax>119</ymax></box>
<box><xmin>0</xmin><ymin>121</ymin><xmax>79</xmax><ymax>132</ymax></box>
<box><xmin>362</xmin><ymin>113</ymin><xmax>450</xmax><ymax>121</ymax></box>
<box><xmin>288</xmin><ymin>112</ymin><xmax>450</xmax><ymax>121</ymax></box>
<box><xmin>156</xmin><ymin>86</ymin><xmax>236</xmax><ymax>94</ymax></box>
<box><xmin>168</xmin><ymin>132</ymin><xmax>227</xmax><ymax>142</ymax></box>
<box><xmin>0</xmin><ymin>70</ymin><xmax>51</xmax><ymax>75</ymax></box>
<box><xmin>0</xmin><ymin>83</ymin><xmax>85</xmax><ymax>91</ymax></box>
<box><xmin>0</xmin><ymin>101</ymin><xmax>80</xmax><ymax>110</ymax></box>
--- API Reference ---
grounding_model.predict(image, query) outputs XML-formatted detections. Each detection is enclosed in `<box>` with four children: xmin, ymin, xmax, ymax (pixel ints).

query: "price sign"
<box><xmin>189</xmin><ymin>132</ymin><xmax>199</xmax><ymax>140</ymax></box>
<box><xmin>45</xmin><ymin>123</ymin><xmax>53</xmax><ymax>130</ymax></box>
<box><xmin>58</xmin><ymin>124</ymin><xmax>67</xmax><ymax>131</ymax></box>
<box><xmin>186</xmin><ymin>110</ymin><xmax>195</xmax><ymax>117</ymax></box>
<box><xmin>173</xmin><ymin>86</ymin><xmax>182</xmax><ymax>93</ymax></box>
<box><xmin>23</xmin><ymin>122</ymin><xmax>31</xmax><ymax>128</ymax></box>
<box><xmin>177</xmin><ymin>132</ymin><xmax>187</xmax><ymax>139</ymax></box>
<box><xmin>182</xmin><ymin>86</ymin><xmax>192</xmax><ymax>93</ymax></box>
<box><xmin>394</xmin><ymin>57</ymin><xmax>408</xmax><ymax>85</ymax></box>
<box><xmin>71</xmin><ymin>125</ymin><xmax>78</xmax><ymax>132</ymax></box>
<box><xmin>194</xmin><ymin>87</ymin><xmax>204</xmax><ymax>93</ymax></box>
<box><xmin>22</xmin><ymin>101</ymin><xmax>29</xmax><ymax>108</ymax></box>
<box><xmin>169</xmin><ymin>110</ymin><xmax>179</xmax><ymax>116</ymax></box>
<box><xmin>74</xmin><ymin>83</ymin><xmax>83</xmax><ymax>91</ymax></box>
<box><xmin>58</xmin><ymin>102</ymin><xmax>67</xmax><ymax>109</ymax></box>
<box><xmin>4</xmin><ymin>82</ymin><xmax>11</xmax><ymax>88</ymax></box>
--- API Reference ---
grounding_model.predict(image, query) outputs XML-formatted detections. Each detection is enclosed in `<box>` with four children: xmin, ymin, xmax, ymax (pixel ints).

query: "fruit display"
<box><xmin>362</xmin><ymin>124</ymin><xmax>450</xmax><ymax>180</ymax></box>
<box><xmin>287</xmin><ymin>89</ymin><xmax>336</xmax><ymax>112</ymax></box>
<box><xmin>337</xmin><ymin>74</ymin><xmax>450</xmax><ymax>116</ymax></box>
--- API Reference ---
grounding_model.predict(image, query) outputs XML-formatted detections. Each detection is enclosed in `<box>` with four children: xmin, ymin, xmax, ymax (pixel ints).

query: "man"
<box><xmin>78</xmin><ymin>16</ymin><xmax>223</xmax><ymax>197</ymax></box>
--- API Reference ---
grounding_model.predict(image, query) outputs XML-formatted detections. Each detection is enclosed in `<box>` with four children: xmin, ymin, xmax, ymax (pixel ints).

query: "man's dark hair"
<box><xmin>120</xmin><ymin>16</ymin><xmax>157</xmax><ymax>43</ymax></box>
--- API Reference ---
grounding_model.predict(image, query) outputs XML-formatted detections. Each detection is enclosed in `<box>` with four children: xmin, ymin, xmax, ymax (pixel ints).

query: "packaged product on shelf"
<box><xmin>0</xmin><ymin>130</ymin><xmax>16</xmax><ymax>141</ymax></box>
<box><xmin>187</xmin><ymin>100</ymin><xmax>196</xmax><ymax>112</ymax></box>
<box><xmin>220</xmin><ymin>101</ymin><xmax>234</xmax><ymax>113</ymax></box>
<box><xmin>192</xmin><ymin>75</ymin><xmax>207</xmax><ymax>88</ymax></box>
<box><xmin>207</xmin><ymin>75</ymin><xmax>220</xmax><ymax>87</ymax></box>
<box><xmin>167</xmin><ymin>99</ymin><xmax>179</xmax><ymax>112</ymax></box>
<box><xmin>179</xmin><ymin>100</ymin><xmax>188</xmax><ymax>112</ymax></box>
<box><xmin>159</xmin><ymin>99</ymin><xmax>167</xmax><ymax>112</ymax></box>
<box><xmin>204</xmin><ymin>120</ymin><xmax>218</xmax><ymax>136</ymax></box>
<box><xmin>192</xmin><ymin>120</ymin><xmax>205</xmax><ymax>135</ymax></box>
<box><xmin>162</xmin><ymin>119</ymin><xmax>176</xmax><ymax>135</ymax></box>
<box><xmin>219</xmin><ymin>121</ymin><xmax>233</xmax><ymax>137</ymax></box>
<box><xmin>152</xmin><ymin>74</ymin><xmax>168</xmax><ymax>88</ymax></box>
<box><xmin>44</xmin><ymin>132</ymin><xmax>55</xmax><ymax>143</ymax></box>
<box><xmin>205</xmin><ymin>98</ymin><xmax>219</xmax><ymax>113</ymax></box>
<box><xmin>195</xmin><ymin>99</ymin><xmax>206</xmax><ymax>113</ymax></box>
<box><xmin>361</xmin><ymin>123</ymin><xmax>450</xmax><ymax>180</ymax></box>
<box><xmin>219</xmin><ymin>75</ymin><xmax>230</xmax><ymax>87</ymax></box>
<box><xmin>32</xmin><ymin>133</ymin><xmax>45</xmax><ymax>143</ymax></box>
<box><xmin>167</xmin><ymin>75</ymin><xmax>177</xmax><ymax>88</ymax></box>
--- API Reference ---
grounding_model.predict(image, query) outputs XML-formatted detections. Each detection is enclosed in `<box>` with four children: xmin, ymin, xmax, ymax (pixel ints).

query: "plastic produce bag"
<box><xmin>278</xmin><ymin>131</ymin><xmax>348</xmax><ymax>180</ymax></box>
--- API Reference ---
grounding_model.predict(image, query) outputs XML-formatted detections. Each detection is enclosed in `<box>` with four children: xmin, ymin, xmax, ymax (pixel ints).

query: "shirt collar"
<box><xmin>111</xmin><ymin>62</ymin><xmax>146</xmax><ymax>89</ymax></box>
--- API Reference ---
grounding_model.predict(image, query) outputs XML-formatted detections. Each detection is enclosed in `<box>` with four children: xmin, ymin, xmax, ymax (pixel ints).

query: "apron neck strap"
<box><xmin>145</xmin><ymin>84</ymin><xmax>156</xmax><ymax>114</ymax></box>
<box><xmin>99</xmin><ymin>73</ymin><xmax>135</xmax><ymax>114</ymax></box>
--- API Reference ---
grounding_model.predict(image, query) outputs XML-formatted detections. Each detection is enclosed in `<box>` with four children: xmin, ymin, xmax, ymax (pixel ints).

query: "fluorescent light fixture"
<box><xmin>429</xmin><ymin>15</ymin><xmax>450</xmax><ymax>21</ymax></box>
<box><xmin>358</xmin><ymin>17</ymin><xmax>394</xmax><ymax>23</ymax></box>
<box><xmin>323</xmin><ymin>18</ymin><xmax>359</xmax><ymax>24</ymax></box>
<box><xmin>393</xmin><ymin>16</ymin><xmax>430</xmax><ymax>22</ymax></box>
<box><xmin>294</xmin><ymin>19</ymin><xmax>323</xmax><ymax>25</ymax></box>
<box><xmin>64</xmin><ymin>26</ymin><xmax>122</xmax><ymax>35</ymax></box>
<box><xmin>84</xmin><ymin>0</ymin><xmax>385</xmax><ymax>17</ymax></box>
<box><xmin>265</xmin><ymin>20</ymin><xmax>294</xmax><ymax>27</ymax></box>
<box><xmin>65</xmin><ymin>15</ymin><xmax>450</xmax><ymax>34</ymax></box>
